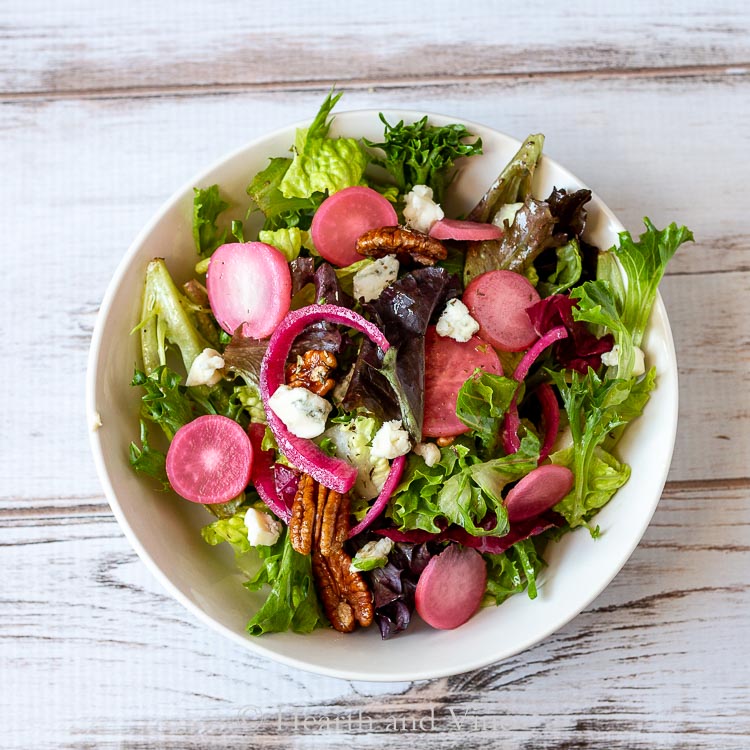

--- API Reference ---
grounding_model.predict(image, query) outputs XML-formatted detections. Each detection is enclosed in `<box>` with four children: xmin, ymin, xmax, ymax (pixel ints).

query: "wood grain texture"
<box><xmin>2</xmin><ymin>2</ymin><xmax>749</xmax><ymax>747</ymax></box>
<box><xmin>2</xmin><ymin>482</ymin><xmax>748</xmax><ymax>749</ymax></box>
<box><xmin>1</xmin><ymin>1</ymin><xmax>749</xmax><ymax>96</ymax></box>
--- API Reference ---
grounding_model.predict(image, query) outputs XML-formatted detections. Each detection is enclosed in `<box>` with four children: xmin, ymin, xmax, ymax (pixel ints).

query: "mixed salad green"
<box><xmin>129</xmin><ymin>92</ymin><xmax>692</xmax><ymax>638</ymax></box>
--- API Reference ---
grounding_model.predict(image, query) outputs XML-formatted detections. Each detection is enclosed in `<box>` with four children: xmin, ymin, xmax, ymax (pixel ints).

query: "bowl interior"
<box><xmin>87</xmin><ymin>110</ymin><xmax>678</xmax><ymax>681</ymax></box>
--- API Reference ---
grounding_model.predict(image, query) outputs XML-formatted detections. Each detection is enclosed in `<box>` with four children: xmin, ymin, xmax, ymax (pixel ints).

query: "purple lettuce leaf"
<box><xmin>525</xmin><ymin>293</ymin><xmax>614</xmax><ymax>374</ymax></box>
<box><xmin>365</xmin><ymin>541</ymin><xmax>434</xmax><ymax>639</ymax></box>
<box><xmin>290</xmin><ymin>262</ymin><xmax>354</xmax><ymax>355</ymax></box>
<box><xmin>342</xmin><ymin>267</ymin><xmax>460</xmax><ymax>440</ymax></box>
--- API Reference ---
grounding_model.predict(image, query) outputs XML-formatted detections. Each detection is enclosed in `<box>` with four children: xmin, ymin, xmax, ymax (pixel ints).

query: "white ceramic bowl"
<box><xmin>87</xmin><ymin>110</ymin><xmax>678</xmax><ymax>682</ymax></box>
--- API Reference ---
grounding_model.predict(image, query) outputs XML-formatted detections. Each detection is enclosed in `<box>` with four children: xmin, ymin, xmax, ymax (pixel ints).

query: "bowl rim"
<box><xmin>86</xmin><ymin>108</ymin><xmax>678</xmax><ymax>682</ymax></box>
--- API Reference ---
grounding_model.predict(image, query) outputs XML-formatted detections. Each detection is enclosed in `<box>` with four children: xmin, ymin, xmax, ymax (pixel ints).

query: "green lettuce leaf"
<box><xmin>131</xmin><ymin>366</ymin><xmax>194</xmax><ymax>441</ymax></box>
<box><xmin>547</xmin><ymin>368</ymin><xmax>634</xmax><ymax>529</ymax></box>
<box><xmin>128</xmin><ymin>420</ymin><xmax>169</xmax><ymax>489</ymax></box>
<box><xmin>201</xmin><ymin>511</ymin><xmax>251</xmax><ymax>556</ymax></box>
<box><xmin>246</xmin><ymin>157</ymin><xmax>322</xmax><ymax>231</ymax></box>
<box><xmin>483</xmin><ymin>538</ymin><xmax>546</xmax><ymax>605</ymax></box>
<box><xmin>550</xmin><ymin>444</ymin><xmax>631</xmax><ymax>523</ymax></box>
<box><xmin>258</xmin><ymin>227</ymin><xmax>313</xmax><ymax>262</ymax></box>
<box><xmin>436</xmin><ymin>434</ymin><xmax>539</xmax><ymax>537</ymax></box>
<box><xmin>596</xmin><ymin>218</ymin><xmax>693</xmax><ymax>376</ymax></box>
<box><xmin>463</xmin><ymin>134</ymin><xmax>544</xmax><ymax>284</ymax></box>
<box><xmin>610</xmin><ymin>218</ymin><xmax>693</xmax><ymax>344</ymax></box>
<box><xmin>455</xmin><ymin>371</ymin><xmax>520</xmax><ymax>454</ymax></box>
<box><xmin>570</xmin><ymin>279</ymin><xmax>636</xmax><ymax>379</ymax></box>
<box><xmin>318</xmin><ymin>416</ymin><xmax>390</xmax><ymax>501</ymax></box>
<box><xmin>245</xmin><ymin>528</ymin><xmax>325</xmax><ymax>635</ymax></box>
<box><xmin>279</xmin><ymin>91</ymin><xmax>368</xmax><ymax>200</ymax></box>
<box><xmin>193</xmin><ymin>185</ymin><xmax>229</xmax><ymax>259</ymax></box>
<box><xmin>388</xmin><ymin>441</ymin><xmax>475</xmax><ymax>533</ymax></box>
<box><xmin>136</xmin><ymin>259</ymin><xmax>212</xmax><ymax>375</ymax></box>
<box><xmin>467</xmin><ymin>134</ymin><xmax>544</xmax><ymax>223</ymax></box>
<box><xmin>538</xmin><ymin>238</ymin><xmax>582</xmax><ymax>297</ymax></box>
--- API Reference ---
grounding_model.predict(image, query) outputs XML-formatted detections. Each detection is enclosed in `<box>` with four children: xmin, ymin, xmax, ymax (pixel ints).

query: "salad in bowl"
<box><xmin>91</xmin><ymin>92</ymin><xmax>690</xmax><ymax>676</ymax></box>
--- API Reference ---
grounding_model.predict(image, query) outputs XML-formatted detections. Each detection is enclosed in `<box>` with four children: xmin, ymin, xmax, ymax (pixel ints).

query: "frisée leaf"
<box><xmin>364</xmin><ymin>114</ymin><xmax>482</xmax><ymax>204</ymax></box>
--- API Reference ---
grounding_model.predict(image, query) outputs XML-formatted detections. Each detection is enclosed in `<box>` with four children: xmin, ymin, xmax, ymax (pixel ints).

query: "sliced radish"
<box><xmin>165</xmin><ymin>415</ymin><xmax>253</xmax><ymax>504</ymax></box>
<box><xmin>429</xmin><ymin>218</ymin><xmax>502</xmax><ymax>242</ymax></box>
<box><xmin>415</xmin><ymin>545</ymin><xmax>487</xmax><ymax>630</ymax></box>
<box><xmin>310</xmin><ymin>186</ymin><xmax>398</xmax><ymax>267</ymax></box>
<box><xmin>423</xmin><ymin>326</ymin><xmax>503</xmax><ymax>438</ymax></box>
<box><xmin>504</xmin><ymin>465</ymin><xmax>574</xmax><ymax>523</ymax></box>
<box><xmin>462</xmin><ymin>270</ymin><xmax>540</xmax><ymax>352</ymax></box>
<box><xmin>206</xmin><ymin>242</ymin><xmax>292</xmax><ymax>339</ymax></box>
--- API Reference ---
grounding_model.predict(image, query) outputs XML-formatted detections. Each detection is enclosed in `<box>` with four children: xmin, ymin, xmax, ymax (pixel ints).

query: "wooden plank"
<box><xmin>2</xmin><ymin>481</ymin><xmax>748</xmax><ymax>748</ymax></box>
<box><xmin>1</xmin><ymin>1</ymin><xmax>749</xmax><ymax>96</ymax></box>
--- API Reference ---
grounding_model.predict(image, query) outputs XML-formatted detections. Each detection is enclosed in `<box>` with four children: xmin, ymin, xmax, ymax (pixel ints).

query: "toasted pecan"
<box><xmin>356</xmin><ymin>226</ymin><xmax>447</xmax><ymax>266</ymax></box>
<box><xmin>285</xmin><ymin>349</ymin><xmax>337</xmax><ymax>396</ymax></box>
<box><xmin>291</xmin><ymin>474</ymin><xmax>374</xmax><ymax>632</ymax></box>
<box><xmin>312</xmin><ymin>552</ymin><xmax>357</xmax><ymax>633</ymax></box>
<box><xmin>289</xmin><ymin>474</ymin><xmax>316</xmax><ymax>555</ymax></box>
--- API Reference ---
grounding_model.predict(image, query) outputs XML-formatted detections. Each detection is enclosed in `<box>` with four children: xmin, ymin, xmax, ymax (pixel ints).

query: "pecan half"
<box><xmin>289</xmin><ymin>474</ymin><xmax>316</xmax><ymax>555</ymax></box>
<box><xmin>356</xmin><ymin>226</ymin><xmax>447</xmax><ymax>266</ymax></box>
<box><xmin>285</xmin><ymin>349</ymin><xmax>338</xmax><ymax>396</ymax></box>
<box><xmin>312</xmin><ymin>552</ymin><xmax>357</xmax><ymax>633</ymax></box>
<box><xmin>290</xmin><ymin>473</ymin><xmax>375</xmax><ymax>632</ymax></box>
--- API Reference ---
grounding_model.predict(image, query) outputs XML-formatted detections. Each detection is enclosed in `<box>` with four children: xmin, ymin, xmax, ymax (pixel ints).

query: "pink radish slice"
<box><xmin>246</xmin><ymin>423</ymin><xmax>291</xmax><ymax>522</ymax></box>
<box><xmin>428</xmin><ymin>218</ymin><xmax>502</xmax><ymax>241</ymax></box>
<box><xmin>207</xmin><ymin>242</ymin><xmax>292</xmax><ymax>339</ymax></box>
<box><xmin>415</xmin><ymin>545</ymin><xmax>487</xmax><ymax>630</ymax></box>
<box><xmin>260</xmin><ymin>304</ymin><xmax>390</xmax><ymax>493</ymax></box>
<box><xmin>348</xmin><ymin>455</ymin><xmax>407</xmax><ymax>538</ymax></box>
<box><xmin>504</xmin><ymin>465</ymin><xmax>574</xmax><ymax>523</ymax></box>
<box><xmin>502</xmin><ymin>325</ymin><xmax>568</xmax><ymax>455</ymax></box>
<box><xmin>463</xmin><ymin>270</ymin><xmax>540</xmax><ymax>352</ymax></box>
<box><xmin>423</xmin><ymin>326</ymin><xmax>503</xmax><ymax>438</ymax></box>
<box><xmin>166</xmin><ymin>415</ymin><xmax>253</xmax><ymax>504</ymax></box>
<box><xmin>535</xmin><ymin>383</ymin><xmax>560</xmax><ymax>463</ymax></box>
<box><xmin>310</xmin><ymin>186</ymin><xmax>398</xmax><ymax>267</ymax></box>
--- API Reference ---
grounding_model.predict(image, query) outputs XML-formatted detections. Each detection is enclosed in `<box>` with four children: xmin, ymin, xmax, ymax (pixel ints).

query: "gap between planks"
<box><xmin>2</xmin><ymin>62</ymin><xmax>748</xmax><ymax>103</ymax></box>
<box><xmin>1</xmin><ymin>477</ymin><xmax>748</xmax><ymax>524</ymax></box>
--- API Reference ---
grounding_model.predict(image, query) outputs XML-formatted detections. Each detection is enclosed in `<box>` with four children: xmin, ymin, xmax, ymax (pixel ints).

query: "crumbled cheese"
<box><xmin>90</xmin><ymin>411</ymin><xmax>103</xmax><ymax>432</ymax></box>
<box><xmin>267</xmin><ymin>384</ymin><xmax>332</xmax><ymax>439</ymax></box>
<box><xmin>370</xmin><ymin>420</ymin><xmax>411</xmax><ymax>460</ymax></box>
<box><xmin>244</xmin><ymin>507</ymin><xmax>282</xmax><ymax>547</ymax></box>
<box><xmin>350</xmin><ymin>537</ymin><xmax>394</xmax><ymax>573</ymax></box>
<box><xmin>353</xmin><ymin>255</ymin><xmax>399</xmax><ymax>302</ymax></box>
<box><xmin>435</xmin><ymin>298</ymin><xmax>480</xmax><ymax>342</ymax></box>
<box><xmin>600</xmin><ymin>345</ymin><xmax>619</xmax><ymax>368</ymax></box>
<box><xmin>413</xmin><ymin>441</ymin><xmax>441</xmax><ymax>467</ymax></box>
<box><xmin>601</xmin><ymin>344</ymin><xmax>646</xmax><ymax>377</ymax></box>
<box><xmin>186</xmin><ymin>348</ymin><xmax>225</xmax><ymax>387</ymax></box>
<box><xmin>403</xmin><ymin>184</ymin><xmax>444</xmax><ymax>234</ymax></box>
<box><xmin>492</xmin><ymin>202</ymin><xmax>524</xmax><ymax>230</ymax></box>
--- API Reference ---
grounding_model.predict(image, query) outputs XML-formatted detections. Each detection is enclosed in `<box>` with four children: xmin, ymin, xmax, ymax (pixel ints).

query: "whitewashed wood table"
<box><xmin>2</xmin><ymin>2</ymin><xmax>749</xmax><ymax>748</ymax></box>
